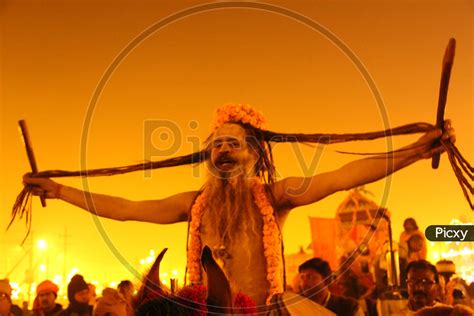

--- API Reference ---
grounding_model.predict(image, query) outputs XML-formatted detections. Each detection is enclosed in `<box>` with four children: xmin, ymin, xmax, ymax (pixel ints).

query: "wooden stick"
<box><xmin>18</xmin><ymin>120</ymin><xmax>47</xmax><ymax>207</ymax></box>
<box><xmin>432</xmin><ymin>38</ymin><xmax>456</xmax><ymax>169</ymax></box>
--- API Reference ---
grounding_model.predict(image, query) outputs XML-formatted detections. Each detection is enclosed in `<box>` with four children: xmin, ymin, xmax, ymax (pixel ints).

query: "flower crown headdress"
<box><xmin>211</xmin><ymin>103</ymin><xmax>266</xmax><ymax>131</ymax></box>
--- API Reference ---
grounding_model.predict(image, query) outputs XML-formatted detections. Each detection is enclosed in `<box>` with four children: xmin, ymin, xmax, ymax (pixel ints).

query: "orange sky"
<box><xmin>1</xmin><ymin>0</ymin><xmax>472</xmax><ymax>289</ymax></box>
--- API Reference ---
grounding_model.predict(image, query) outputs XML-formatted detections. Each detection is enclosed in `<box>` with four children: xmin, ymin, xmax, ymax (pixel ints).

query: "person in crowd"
<box><xmin>21</xmin><ymin>301</ymin><xmax>30</xmax><ymax>316</ymax></box>
<box><xmin>59</xmin><ymin>275</ymin><xmax>92</xmax><ymax>316</ymax></box>
<box><xmin>93</xmin><ymin>288</ymin><xmax>127</xmax><ymax>316</ymax></box>
<box><xmin>415</xmin><ymin>304</ymin><xmax>474</xmax><ymax>316</ymax></box>
<box><xmin>406</xmin><ymin>260</ymin><xmax>443</xmax><ymax>314</ymax></box>
<box><xmin>435</xmin><ymin>260</ymin><xmax>472</xmax><ymax>307</ymax></box>
<box><xmin>33</xmin><ymin>280</ymin><xmax>63</xmax><ymax>316</ymax></box>
<box><xmin>436</xmin><ymin>260</ymin><xmax>456</xmax><ymax>292</ymax></box>
<box><xmin>298</xmin><ymin>258</ymin><xmax>364</xmax><ymax>316</ymax></box>
<box><xmin>87</xmin><ymin>284</ymin><xmax>96</xmax><ymax>307</ymax></box>
<box><xmin>400</xmin><ymin>218</ymin><xmax>427</xmax><ymax>262</ymax></box>
<box><xmin>0</xmin><ymin>279</ymin><xmax>15</xmax><ymax>316</ymax></box>
<box><xmin>446</xmin><ymin>277</ymin><xmax>471</xmax><ymax>307</ymax></box>
<box><xmin>10</xmin><ymin>304</ymin><xmax>22</xmax><ymax>316</ymax></box>
<box><xmin>116</xmin><ymin>281</ymin><xmax>134</xmax><ymax>316</ymax></box>
<box><xmin>0</xmin><ymin>279</ymin><xmax>22</xmax><ymax>316</ymax></box>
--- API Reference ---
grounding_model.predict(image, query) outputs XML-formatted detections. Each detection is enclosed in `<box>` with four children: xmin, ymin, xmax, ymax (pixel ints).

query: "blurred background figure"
<box><xmin>93</xmin><ymin>288</ymin><xmax>126</xmax><ymax>316</ymax></box>
<box><xmin>0</xmin><ymin>279</ymin><xmax>22</xmax><ymax>316</ymax></box>
<box><xmin>117</xmin><ymin>281</ymin><xmax>134</xmax><ymax>316</ymax></box>
<box><xmin>60</xmin><ymin>274</ymin><xmax>92</xmax><ymax>316</ymax></box>
<box><xmin>436</xmin><ymin>260</ymin><xmax>456</xmax><ymax>286</ymax></box>
<box><xmin>436</xmin><ymin>260</ymin><xmax>471</xmax><ymax>308</ymax></box>
<box><xmin>0</xmin><ymin>279</ymin><xmax>14</xmax><ymax>316</ymax></box>
<box><xmin>22</xmin><ymin>301</ymin><xmax>30</xmax><ymax>316</ymax></box>
<box><xmin>399</xmin><ymin>218</ymin><xmax>427</xmax><ymax>262</ymax></box>
<box><xmin>87</xmin><ymin>284</ymin><xmax>96</xmax><ymax>307</ymax></box>
<box><xmin>415</xmin><ymin>304</ymin><xmax>474</xmax><ymax>316</ymax></box>
<box><xmin>298</xmin><ymin>258</ymin><xmax>363</xmax><ymax>316</ymax></box>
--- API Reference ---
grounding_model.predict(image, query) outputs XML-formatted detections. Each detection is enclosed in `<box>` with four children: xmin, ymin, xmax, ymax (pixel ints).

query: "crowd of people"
<box><xmin>296</xmin><ymin>257</ymin><xmax>473</xmax><ymax>316</ymax></box>
<box><xmin>0</xmin><ymin>227</ymin><xmax>474</xmax><ymax>316</ymax></box>
<box><xmin>0</xmin><ymin>277</ymin><xmax>135</xmax><ymax>316</ymax></box>
<box><xmin>12</xmin><ymin>104</ymin><xmax>468</xmax><ymax>315</ymax></box>
<box><xmin>289</xmin><ymin>217</ymin><xmax>473</xmax><ymax>315</ymax></box>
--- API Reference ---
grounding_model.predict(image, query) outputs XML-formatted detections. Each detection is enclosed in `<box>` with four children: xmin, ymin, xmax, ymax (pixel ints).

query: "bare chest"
<box><xmin>200</xmin><ymin>207</ymin><xmax>271</xmax><ymax>305</ymax></box>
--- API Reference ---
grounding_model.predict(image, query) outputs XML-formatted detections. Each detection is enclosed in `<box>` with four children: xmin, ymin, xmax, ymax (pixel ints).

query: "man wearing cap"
<box><xmin>59</xmin><ymin>275</ymin><xmax>92</xmax><ymax>316</ymax></box>
<box><xmin>33</xmin><ymin>280</ymin><xmax>63</xmax><ymax>316</ymax></box>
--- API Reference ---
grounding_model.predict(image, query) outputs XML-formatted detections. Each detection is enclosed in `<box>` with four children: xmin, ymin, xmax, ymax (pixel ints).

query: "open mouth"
<box><xmin>413</xmin><ymin>293</ymin><xmax>427</xmax><ymax>299</ymax></box>
<box><xmin>216</xmin><ymin>156</ymin><xmax>237</xmax><ymax>169</ymax></box>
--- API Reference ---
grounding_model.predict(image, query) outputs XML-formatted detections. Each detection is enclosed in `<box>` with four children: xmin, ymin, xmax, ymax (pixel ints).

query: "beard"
<box><xmin>205</xmin><ymin>167</ymin><xmax>259</xmax><ymax>247</ymax></box>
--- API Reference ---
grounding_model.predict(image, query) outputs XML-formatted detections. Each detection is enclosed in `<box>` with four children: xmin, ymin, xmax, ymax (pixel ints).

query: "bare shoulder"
<box><xmin>269</xmin><ymin>177</ymin><xmax>316</xmax><ymax>208</ymax></box>
<box><xmin>268</xmin><ymin>179</ymin><xmax>294</xmax><ymax>212</ymax></box>
<box><xmin>162</xmin><ymin>190</ymin><xmax>201</xmax><ymax>207</ymax></box>
<box><xmin>270</xmin><ymin>173</ymin><xmax>339</xmax><ymax>210</ymax></box>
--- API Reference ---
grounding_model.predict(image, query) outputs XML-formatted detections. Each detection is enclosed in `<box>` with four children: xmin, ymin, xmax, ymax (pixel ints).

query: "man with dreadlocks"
<box><xmin>24</xmin><ymin>104</ymin><xmax>455</xmax><ymax>309</ymax></box>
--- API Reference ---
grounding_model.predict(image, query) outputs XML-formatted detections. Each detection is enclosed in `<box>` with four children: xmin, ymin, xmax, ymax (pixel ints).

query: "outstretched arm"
<box><xmin>273</xmin><ymin>121</ymin><xmax>455</xmax><ymax>209</ymax></box>
<box><xmin>22</xmin><ymin>175</ymin><xmax>197</xmax><ymax>224</ymax></box>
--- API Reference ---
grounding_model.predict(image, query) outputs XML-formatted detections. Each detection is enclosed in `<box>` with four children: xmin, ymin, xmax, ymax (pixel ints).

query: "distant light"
<box><xmin>39</xmin><ymin>264</ymin><xmax>46</xmax><ymax>272</ymax></box>
<box><xmin>149</xmin><ymin>249</ymin><xmax>155</xmax><ymax>256</ymax></box>
<box><xmin>37</xmin><ymin>240</ymin><xmax>47</xmax><ymax>250</ymax></box>
<box><xmin>140</xmin><ymin>259</ymin><xmax>145</xmax><ymax>265</ymax></box>
<box><xmin>67</xmin><ymin>268</ymin><xmax>79</xmax><ymax>281</ymax></box>
<box><xmin>146</xmin><ymin>257</ymin><xmax>153</xmax><ymax>263</ymax></box>
<box><xmin>11</xmin><ymin>282</ymin><xmax>20</xmax><ymax>300</ymax></box>
<box><xmin>162</xmin><ymin>280</ymin><xmax>168</xmax><ymax>285</ymax></box>
<box><xmin>97</xmin><ymin>285</ymin><xmax>104</xmax><ymax>295</ymax></box>
<box><xmin>171</xmin><ymin>270</ymin><xmax>178</xmax><ymax>276</ymax></box>
<box><xmin>109</xmin><ymin>282</ymin><xmax>117</xmax><ymax>287</ymax></box>
<box><xmin>53</xmin><ymin>275</ymin><xmax>62</xmax><ymax>285</ymax></box>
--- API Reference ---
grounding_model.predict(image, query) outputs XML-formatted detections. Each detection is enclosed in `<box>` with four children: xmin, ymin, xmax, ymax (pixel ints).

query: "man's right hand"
<box><xmin>23</xmin><ymin>173</ymin><xmax>62</xmax><ymax>199</ymax></box>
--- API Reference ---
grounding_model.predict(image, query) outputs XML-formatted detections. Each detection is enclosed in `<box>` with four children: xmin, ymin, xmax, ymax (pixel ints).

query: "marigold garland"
<box><xmin>251</xmin><ymin>178</ymin><xmax>284</xmax><ymax>303</ymax></box>
<box><xmin>211</xmin><ymin>103</ymin><xmax>266</xmax><ymax>131</ymax></box>
<box><xmin>187</xmin><ymin>189</ymin><xmax>209</xmax><ymax>284</ymax></box>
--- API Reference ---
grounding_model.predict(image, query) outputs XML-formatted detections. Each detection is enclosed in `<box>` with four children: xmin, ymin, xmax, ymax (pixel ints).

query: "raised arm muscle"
<box><xmin>58</xmin><ymin>185</ymin><xmax>197</xmax><ymax>224</ymax></box>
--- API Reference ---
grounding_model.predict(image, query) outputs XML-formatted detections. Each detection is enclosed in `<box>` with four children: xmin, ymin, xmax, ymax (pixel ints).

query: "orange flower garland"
<box><xmin>251</xmin><ymin>178</ymin><xmax>284</xmax><ymax>304</ymax></box>
<box><xmin>211</xmin><ymin>103</ymin><xmax>266</xmax><ymax>131</ymax></box>
<box><xmin>186</xmin><ymin>189</ymin><xmax>208</xmax><ymax>284</ymax></box>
